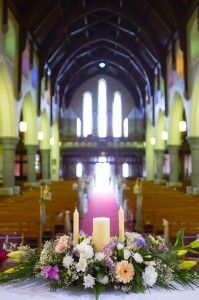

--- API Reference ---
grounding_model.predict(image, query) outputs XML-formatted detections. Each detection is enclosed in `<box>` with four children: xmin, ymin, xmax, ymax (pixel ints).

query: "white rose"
<box><xmin>117</xmin><ymin>243</ymin><xmax>124</xmax><ymax>250</ymax></box>
<box><xmin>133</xmin><ymin>253</ymin><xmax>143</xmax><ymax>263</ymax></box>
<box><xmin>77</xmin><ymin>244</ymin><xmax>94</xmax><ymax>259</ymax></box>
<box><xmin>95</xmin><ymin>252</ymin><xmax>105</xmax><ymax>261</ymax></box>
<box><xmin>98</xmin><ymin>275</ymin><xmax>109</xmax><ymax>285</ymax></box>
<box><xmin>123</xmin><ymin>249</ymin><xmax>131</xmax><ymax>260</ymax></box>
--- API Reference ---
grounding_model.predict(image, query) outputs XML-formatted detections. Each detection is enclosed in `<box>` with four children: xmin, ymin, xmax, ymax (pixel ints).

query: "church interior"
<box><xmin>0</xmin><ymin>0</ymin><xmax>199</xmax><ymax>268</ymax></box>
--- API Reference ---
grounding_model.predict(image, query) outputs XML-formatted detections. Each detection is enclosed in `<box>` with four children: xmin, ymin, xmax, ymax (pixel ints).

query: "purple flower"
<box><xmin>43</xmin><ymin>265</ymin><xmax>59</xmax><ymax>281</ymax></box>
<box><xmin>105</xmin><ymin>257</ymin><xmax>114</xmax><ymax>268</ymax></box>
<box><xmin>102</xmin><ymin>241</ymin><xmax>116</xmax><ymax>256</ymax></box>
<box><xmin>79</xmin><ymin>230</ymin><xmax>85</xmax><ymax>236</ymax></box>
<box><xmin>132</xmin><ymin>237</ymin><xmax>145</xmax><ymax>249</ymax></box>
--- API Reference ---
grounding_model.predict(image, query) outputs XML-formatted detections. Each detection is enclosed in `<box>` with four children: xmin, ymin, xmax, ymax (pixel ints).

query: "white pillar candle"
<box><xmin>93</xmin><ymin>217</ymin><xmax>110</xmax><ymax>252</ymax></box>
<box><xmin>73</xmin><ymin>208</ymin><xmax>79</xmax><ymax>246</ymax></box>
<box><xmin>119</xmin><ymin>206</ymin><xmax>125</xmax><ymax>242</ymax></box>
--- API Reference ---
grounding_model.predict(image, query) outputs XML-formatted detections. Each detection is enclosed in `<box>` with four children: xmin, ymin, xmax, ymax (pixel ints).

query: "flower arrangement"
<box><xmin>0</xmin><ymin>229</ymin><xmax>199</xmax><ymax>299</ymax></box>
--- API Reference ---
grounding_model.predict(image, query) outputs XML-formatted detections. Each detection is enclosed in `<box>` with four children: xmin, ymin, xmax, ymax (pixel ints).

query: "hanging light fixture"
<box><xmin>161</xmin><ymin>131</ymin><xmax>168</xmax><ymax>140</ymax></box>
<box><xmin>19</xmin><ymin>121</ymin><xmax>27</xmax><ymax>132</ymax></box>
<box><xmin>179</xmin><ymin>121</ymin><xmax>186</xmax><ymax>132</ymax></box>
<box><xmin>38</xmin><ymin>131</ymin><xmax>44</xmax><ymax>140</ymax></box>
<box><xmin>150</xmin><ymin>137</ymin><xmax>155</xmax><ymax>145</ymax></box>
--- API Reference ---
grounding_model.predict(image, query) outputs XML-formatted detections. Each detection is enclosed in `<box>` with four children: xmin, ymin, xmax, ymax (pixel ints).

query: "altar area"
<box><xmin>1</xmin><ymin>280</ymin><xmax>199</xmax><ymax>300</ymax></box>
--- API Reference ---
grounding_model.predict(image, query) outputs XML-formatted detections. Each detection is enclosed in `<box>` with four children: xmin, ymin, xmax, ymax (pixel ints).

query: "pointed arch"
<box><xmin>39</xmin><ymin>109</ymin><xmax>50</xmax><ymax>149</ymax></box>
<box><xmin>168</xmin><ymin>92</ymin><xmax>185</xmax><ymax>145</ymax></box>
<box><xmin>0</xmin><ymin>60</ymin><xmax>16</xmax><ymax>137</ymax></box>
<box><xmin>155</xmin><ymin>109</ymin><xmax>166</xmax><ymax>150</ymax></box>
<box><xmin>190</xmin><ymin>68</ymin><xmax>199</xmax><ymax>136</ymax></box>
<box><xmin>21</xmin><ymin>92</ymin><xmax>38</xmax><ymax>145</ymax></box>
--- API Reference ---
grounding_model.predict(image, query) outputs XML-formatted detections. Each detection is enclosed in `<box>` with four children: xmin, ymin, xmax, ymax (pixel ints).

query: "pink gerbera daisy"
<box><xmin>115</xmin><ymin>260</ymin><xmax>134</xmax><ymax>284</ymax></box>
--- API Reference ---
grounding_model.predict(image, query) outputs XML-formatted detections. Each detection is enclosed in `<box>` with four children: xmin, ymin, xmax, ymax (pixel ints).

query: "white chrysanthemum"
<box><xmin>98</xmin><ymin>275</ymin><xmax>109</xmax><ymax>285</ymax></box>
<box><xmin>133</xmin><ymin>253</ymin><xmax>143</xmax><ymax>263</ymax></box>
<box><xmin>76</xmin><ymin>244</ymin><xmax>94</xmax><ymax>259</ymax></box>
<box><xmin>142</xmin><ymin>265</ymin><xmax>158</xmax><ymax>287</ymax></box>
<box><xmin>76</xmin><ymin>258</ymin><xmax>87</xmax><ymax>272</ymax></box>
<box><xmin>123</xmin><ymin>249</ymin><xmax>131</xmax><ymax>260</ymax></box>
<box><xmin>95</xmin><ymin>252</ymin><xmax>105</xmax><ymax>261</ymax></box>
<box><xmin>83</xmin><ymin>274</ymin><xmax>95</xmax><ymax>289</ymax></box>
<box><xmin>63</xmin><ymin>255</ymin><xmax>74</xmax><ymax>268</ymax></box>
<box><xmin>117</xmin><ymin>243</ymin><xmax>124</xmax><ymax>250</ymax></box>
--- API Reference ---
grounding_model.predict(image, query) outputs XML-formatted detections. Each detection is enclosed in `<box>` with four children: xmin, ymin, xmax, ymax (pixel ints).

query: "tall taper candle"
<box><xmin>73</xmin><ymin>208</ymin><xmax>79</xmax><ymax>246</ymax></box>
<box><xmin>119</xmin><ymin>206</ymin><xmax>124</xmax><ymax>242</ymax></box>
<box><xmin>93</xmin><ymin>217</ymin><xmax>110</xmax><ymax>252</ymax></box>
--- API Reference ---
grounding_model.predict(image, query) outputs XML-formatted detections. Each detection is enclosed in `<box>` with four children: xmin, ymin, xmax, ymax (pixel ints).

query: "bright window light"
<box><xmin>122</xmin><ymin>163</ymin><xmax>129</xmax><ymax>178</ymax></box>
<box><xmin>83</xmin><ymin>92</ymin><xmax>92</xmax><ymax>137</ymax></box>
<box><xmin>99</xmin><ymin>61</ymin><xmax>106</xmax><ymax>68</ymax></box>
<box><xmin>151</xmin><ymin>137</ymin><xmax>155</xmax><ymax>145</ymax></box>
<box><xmin>123</xmin><ymin>118</ymin><xmax>128</xmax><ymax>137</ymax></box>
<box><xmin>113</xmin><ymin>91</ymin><xmax>122</xmax><ymax>137</ymax></box>
<box><xmin>76</xmin><ymin>162</ymin><xmax>83</xmax><ymax>178</ymax></box>
<box><xmin>98</xmin><ymin>156</ymin><xmax>107</xmax><ymax>163</ymax></box>
<box><xmin>98</xmin><ymin>79</ymin><xmax>107</xmax><ymax>137</ymax></box>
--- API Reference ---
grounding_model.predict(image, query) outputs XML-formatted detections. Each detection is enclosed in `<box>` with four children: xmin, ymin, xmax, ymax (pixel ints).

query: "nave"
<box><xmin>1</xmin><ymin>179</ymin><xmax>199</xmax><ymax>270</ymax></box>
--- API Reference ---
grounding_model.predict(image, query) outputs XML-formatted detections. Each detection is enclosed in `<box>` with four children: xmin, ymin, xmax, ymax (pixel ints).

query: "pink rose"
<box><xmin>54</xmin><ymin>240</ymin><xmax>68</xmax><ymax>254</ymax></box>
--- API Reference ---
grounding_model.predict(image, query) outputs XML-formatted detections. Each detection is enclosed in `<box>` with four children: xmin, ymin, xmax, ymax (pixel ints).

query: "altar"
<box><xmin>0</xmin><ymin>280</ymin><xmax>199</xmax><ymax>300</ymax></box>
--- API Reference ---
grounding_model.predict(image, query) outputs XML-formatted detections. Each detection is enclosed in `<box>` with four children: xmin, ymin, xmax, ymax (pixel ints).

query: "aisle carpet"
<box><xmin>80</xmin><ymin>191</ymin><xmax>119</xmax><ymax>237</ymax></box>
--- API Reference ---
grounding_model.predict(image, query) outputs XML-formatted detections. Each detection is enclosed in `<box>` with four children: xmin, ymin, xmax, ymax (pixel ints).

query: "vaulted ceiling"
<box><xmin>8</xmin><ymin>0</ymin><xmax>198</xmax><ymax>110</ymax></box>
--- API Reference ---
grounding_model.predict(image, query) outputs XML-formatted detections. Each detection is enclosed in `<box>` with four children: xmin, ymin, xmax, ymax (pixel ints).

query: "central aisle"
<box><xmin>80</xmin><ymin>191</ymin><xmax>119</xmax><ymax>237</ymax></box>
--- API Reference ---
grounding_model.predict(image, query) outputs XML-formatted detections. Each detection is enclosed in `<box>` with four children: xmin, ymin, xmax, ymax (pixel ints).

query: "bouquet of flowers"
<box><xmin>0</xmin><ymin>229</ymin><xmax>199</xmax><ymax>299</ymax></box>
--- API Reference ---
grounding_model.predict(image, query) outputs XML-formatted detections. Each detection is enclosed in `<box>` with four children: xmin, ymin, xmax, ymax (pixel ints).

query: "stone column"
<box><xmin>26</xmin><ymin>145</ymin><xmax>38</xmax><ymax>183</ymax></box>
<box><xmin>0</xmin><ymin>137</ymin><xmax>18</xmax><ymax>187</ymax></box>
<box><xmin>154</xmin><ymin>149</ymin><xmax>165</xmax><ymax>183</ymax></box>
<box><xmin>167</xmin><ymin>145</ymin><xmax>181</xmax><ymax>185</ymax></box>
<box><xmin>40</xmin><ymin>149</ymin><xmax>51</xmax><ymax>181</ymax></box>
<box><xmin>188</xmin><ymin>137</ymin><xmax>199</xmax><ymax>194</ymax></box>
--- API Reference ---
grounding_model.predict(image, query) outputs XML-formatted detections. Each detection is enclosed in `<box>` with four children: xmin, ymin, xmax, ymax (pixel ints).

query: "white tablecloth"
<box><xmin>0</xmin><ymin>280</ymin><xmax>199</xmax><ymax>300</ymax></box>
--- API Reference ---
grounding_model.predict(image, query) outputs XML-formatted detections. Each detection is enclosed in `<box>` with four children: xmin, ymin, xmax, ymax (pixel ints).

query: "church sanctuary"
<box><xmin>0</xmin><ymin>1</ymin><xmax>199</xmax><ymax>297</ymax></box>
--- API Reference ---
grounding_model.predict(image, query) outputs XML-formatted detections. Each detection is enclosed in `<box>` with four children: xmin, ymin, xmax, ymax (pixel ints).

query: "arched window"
<box><xmin>122</xmin><ymin>163</ymin><xmax>129</xmax><ymax>178</ymax></box>
<box><xmin>5</xmin><ymin>19</ymin><xmax>16</xmax><ymax>62</ymax></box>
<box><xmin>83</xmin><ymin>92</ymin><xmax>92</xmax><ymax>137</ymax></box>
<box><xmin>112</xmin><ymin>91</ymin><xmax>122</xmax><ymax>137</ymax></box>
<box><xmin>98</xmin><ymin>79</ymin><xmax>107</xmax><ymax>137</ymax></box>
<box><xmin>22</xmin><ymin>48</ymin><xmax>29</xmax><ymax>79</ymax></box>
<box><xmin>31</xmin><ymin>60</ymin><xmax>38</xmax><ymax>88</ymax></box>
<box><xmin>76</xmin><ymin>162</ymin><xmax>83</xmax><ymax>177</ymax></box>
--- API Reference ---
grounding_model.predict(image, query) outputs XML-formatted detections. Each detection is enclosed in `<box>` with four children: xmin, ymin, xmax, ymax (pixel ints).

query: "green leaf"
<box><xmin>172</xmin><ymin>229</ymin><xmax>184</xmax><ymax>251</ymax></box>
<box><xmin>186</xmin><ymin>248</ymin><xmax>199</xmax><ymax>254</ymax></box>
<box><xmin>92</xmin><ymin>284</ymin><xmax>106</xmax><ymax>300</ymax></box>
